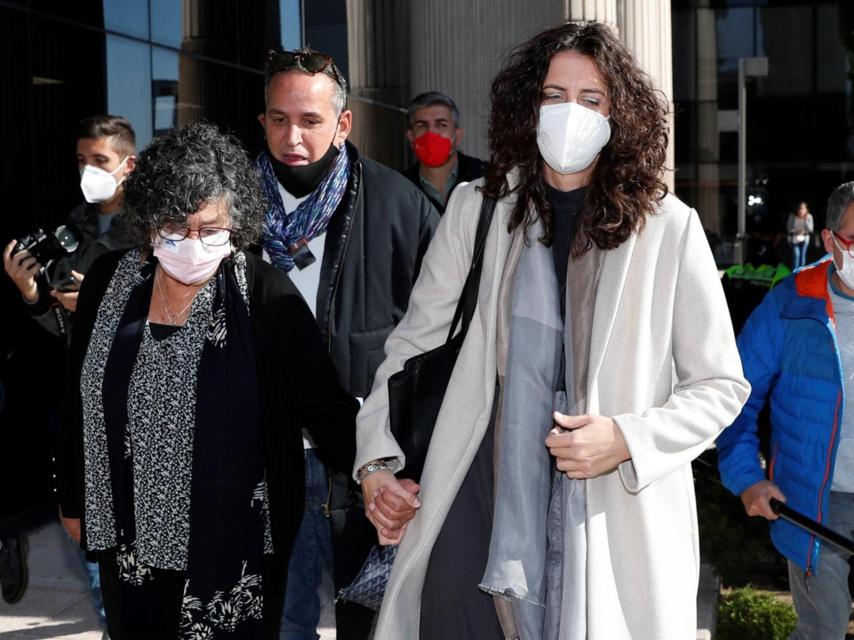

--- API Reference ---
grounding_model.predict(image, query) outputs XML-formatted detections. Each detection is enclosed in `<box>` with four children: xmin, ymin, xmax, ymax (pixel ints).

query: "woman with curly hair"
<box><xmin>57</xmin><ymin>122</ymin><xmax>358</xmax><ymax>640</ymax></box>
<box><xmin>354</xmin><ymin>21</ymin><xmax>749</xmax><ymax>640</ymax></box>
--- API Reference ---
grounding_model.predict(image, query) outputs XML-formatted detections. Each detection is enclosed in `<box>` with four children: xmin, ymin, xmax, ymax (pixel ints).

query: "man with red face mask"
<box><xmin>403</xmin><ymin>92</ymin><xmax>486</xmax><ymax>214</ymax></box>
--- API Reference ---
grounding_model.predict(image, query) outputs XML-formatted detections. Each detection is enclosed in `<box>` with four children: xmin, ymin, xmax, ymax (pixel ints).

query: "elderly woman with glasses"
<box><xmin>57</xmin><ymin>122</ymin><xmax>358</xmax><ymax>640</ymax></box>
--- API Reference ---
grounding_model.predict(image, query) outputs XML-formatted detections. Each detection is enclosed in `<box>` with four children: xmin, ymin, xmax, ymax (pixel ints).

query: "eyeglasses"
<box><xmin>832</xmin><ymin>231</ymin><xmax>854</xmax><ymax>258</ymax></box>
<box><xmin>266</xmin><ymin>49</ymin><xmax>344</xmax><ymax>88</ymax></box>
<box><xmin>157</xmin><ymin>226</ymin><xmax>232</xmax><ymax>247</ymax></box>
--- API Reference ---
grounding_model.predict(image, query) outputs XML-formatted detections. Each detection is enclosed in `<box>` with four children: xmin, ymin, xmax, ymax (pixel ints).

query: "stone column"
<box><xmin>620</xmin><ymin>0</ymin><xmax>675</xmax><ymax>192</ymax></box>
<box><xmin>695</xmin><ymin>1</ymin><xmax>722</xmax><ymax>233</ymax></box>
<box><xmin>408</xmin><ymin>0</ymin><xmax>566</xmax><ymax>161</ymax></box>
<box><xmin>566</xmin><ymin>0</ymin><xmax>617</xmax><ymax>30</ymax></box>
<box><xmin>345</xmin><ymin>0</ymin><xmax>411</xmax><ymax>168</ymax></box>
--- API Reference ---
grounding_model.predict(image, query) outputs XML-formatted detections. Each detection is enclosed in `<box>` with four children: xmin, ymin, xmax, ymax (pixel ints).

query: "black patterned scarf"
<box><xmin>81</xmin><ymin>250</ymin><xmax>270</xmax><ymax>638</ymax></box>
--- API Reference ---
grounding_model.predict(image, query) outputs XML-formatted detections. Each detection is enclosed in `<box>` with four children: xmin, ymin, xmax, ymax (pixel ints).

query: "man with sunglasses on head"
<box><xmin>403</xmin><ymin>91</ymin><xmax>486</xmax><ymax>215</ymax></box>
<box><xmin>257</xmin><ymin>49</ymin><xmax>439</xmax><ymax>640</ymax></box>
<box><xmin>718</xmin><ymin>181</ymin><xmax>854</xmax><ymax>639</ymax></box>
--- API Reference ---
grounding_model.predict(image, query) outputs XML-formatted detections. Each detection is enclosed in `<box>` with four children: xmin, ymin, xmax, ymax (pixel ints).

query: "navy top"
<box><xmin>547</xmin><ymin>185</ymin><xmax>587</xmax><ymax>320</ymax></box>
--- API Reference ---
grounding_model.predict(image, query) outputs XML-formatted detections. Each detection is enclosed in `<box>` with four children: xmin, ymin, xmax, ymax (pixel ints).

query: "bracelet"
<box><xmin>356</xmin><ymin>460</ymin><xmax>390</xmax><ymax>483</ymax></box>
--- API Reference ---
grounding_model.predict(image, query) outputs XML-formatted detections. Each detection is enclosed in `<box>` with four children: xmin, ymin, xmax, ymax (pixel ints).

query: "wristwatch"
<box><xmin>356</xmin><ymin>459</ymin><xmax>390</xmax><ymax>483</ymax></box>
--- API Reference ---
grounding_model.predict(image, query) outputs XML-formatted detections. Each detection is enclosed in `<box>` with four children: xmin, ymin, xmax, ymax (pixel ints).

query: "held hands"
<box><xmin>361</xmin><ymin>469</ymin><xmax>421</xmax><ymax>545</ymax></box>
<box><xmin>545</xmin><ymin>412</ymin><xmax>631</xmax><ymax>478</ymax></box>
<box><xmin>3</xmin><ymin>240</ymin><xmax>40</xmax><ymax>303</ymax></box>
<box><xmin>740</xmin><ymin>480</ymin><xmax>786</xmax><ymax>521</ymax></box>
<box><xmin>49</xmin><ymin>270</ymin><xmax>84</xmax><ymax>312</ymax></box>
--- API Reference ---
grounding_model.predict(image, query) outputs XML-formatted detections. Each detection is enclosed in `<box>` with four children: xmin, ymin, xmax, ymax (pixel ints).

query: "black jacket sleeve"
<box><xmin>56</xmin><ymin>251</ymin><xmax>124</xmax><ymax>519</ymax></box>
<box><xmin>253</xmin><ymin>257</ymin><xmax>359</xmax><ymax>476</ymax></box>
<box><xmin>278</xmin><ymin>295</ymin><xmax>359</xmax><ymax>475</ymax></box>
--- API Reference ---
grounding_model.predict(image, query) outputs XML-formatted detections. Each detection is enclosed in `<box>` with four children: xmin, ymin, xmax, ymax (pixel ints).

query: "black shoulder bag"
<box><xmin>387</xmin><ymin>195</ymin><xmax>496</xmax><ymax>482</ymax></box>
<box><xmin>335</xmin><ymin>195</ymin><xmax>496</xmax><ymax>612</ymax></box>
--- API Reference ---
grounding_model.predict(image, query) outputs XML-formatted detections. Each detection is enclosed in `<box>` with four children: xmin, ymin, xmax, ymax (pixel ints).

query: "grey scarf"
<box><xmin>483</xmin><ymin>216</ymin><xmax>599</xmax><ymax>640</ymax></box>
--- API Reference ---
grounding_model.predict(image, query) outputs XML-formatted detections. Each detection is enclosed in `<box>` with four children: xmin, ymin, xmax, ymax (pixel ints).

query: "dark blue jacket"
<box><xmin>718</xmin><ymin>256</ymin><xmax>844</xmax><ymax>573</ymax></box>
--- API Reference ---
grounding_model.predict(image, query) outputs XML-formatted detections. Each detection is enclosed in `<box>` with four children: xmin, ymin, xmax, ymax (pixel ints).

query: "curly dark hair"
<box><xmin>482</xmin><ymin>21</ymin><xmax>669</xmax><ymax>253</ymax></box>
<box><xmin>121</xmin><ymin>122</ymin><xmax>266</xmax><ymax>250</ymax></box>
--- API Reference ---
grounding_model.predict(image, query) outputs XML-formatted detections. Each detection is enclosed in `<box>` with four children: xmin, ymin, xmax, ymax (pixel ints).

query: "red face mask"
<box><xmin>413</xmin><ymin>131</ymin><xmax>453</xmax><ymax>168</ymax></box>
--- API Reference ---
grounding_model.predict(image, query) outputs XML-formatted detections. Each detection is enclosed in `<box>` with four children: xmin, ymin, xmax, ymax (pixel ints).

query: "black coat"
<box><xmin>403</xmin><ymin>151</ymin><xmax>487</xmax><ymax>214</ymax></box>
<box><xmin>57</xmin><ymin>250</ymin><xmax>359</xmax><ymax>562</ymax></box>
<box><xmin>316</xmin><ymin>142</ymin><xmax>440</xmax><ymax>398</ymax></box>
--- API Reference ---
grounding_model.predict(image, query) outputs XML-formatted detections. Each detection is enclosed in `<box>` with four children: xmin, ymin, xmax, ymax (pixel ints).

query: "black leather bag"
<box><xmin>386</xmin><ymin>196</ymin><xmax>496</xmax><ymax>482</ymax></box>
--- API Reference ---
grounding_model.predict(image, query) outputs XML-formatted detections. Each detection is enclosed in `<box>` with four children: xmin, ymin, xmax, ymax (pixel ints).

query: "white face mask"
<box><xmin>833</xmin><ymin>235</ymin><xmax>854</xmax><ymax>289</ymax></box>
<box><xmin>536</xmin><ymin>102</ymin><xmax>611</xmax><ymax>175</ymax></box>
<box><xmin>80</xmin><ymin>156</ymin><xmax>128</xmax><ymax>203</ymax></box>
<box><xmin>153</xmin><ymin>231</ymin><xmax>232</xmax><ymax>285</ymax></box>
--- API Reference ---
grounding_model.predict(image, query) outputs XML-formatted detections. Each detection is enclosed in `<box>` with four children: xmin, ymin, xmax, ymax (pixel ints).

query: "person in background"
<box><xmin>403</xmin><ymin>91</ymin><xmax>486</xmax><ymax>214</ymax></box>
<box><xmin>3</xmin><ymin>114</ymin><xmax>138</xmax><ymax>638</ymax></box>
<box><xmin>787</xmin><ymin>201</ymin><xmax>814</xmax><ymax>270</ymax></box>
<box><xmin>57</xmin><ymin>122</ymin><xmax>358</xmax><ymax>640</ymax></box>
<box><xmin>355</xmin><ymin>21</ymin><xmax>749</xmax><ymax>640</ymax></box>
<box><xmin>3</xmin><ymin>115</ymin><xmax>137</xmax><ymax>341</ymax></box>
<box><xmin>719</xmin><ymin>181</ymin><xmax>854</xmax><ymax>640</ymax></box>
<box><xmin>257</xmin><ymin>49</ymin><xmax>439</xmax><ymax>640</ymax></box>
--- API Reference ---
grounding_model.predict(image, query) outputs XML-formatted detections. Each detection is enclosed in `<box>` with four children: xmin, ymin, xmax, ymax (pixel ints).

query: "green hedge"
<box><xmin>717</xmin><ymin>587</ymin><xmax>797</xmax><ymax>640</ymax></box>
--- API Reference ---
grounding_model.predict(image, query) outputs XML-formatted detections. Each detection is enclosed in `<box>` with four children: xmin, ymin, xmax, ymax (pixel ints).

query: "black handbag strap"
<box><xmin>446</xmin><ymin>195</ymin><xmax>497</xmax><ymax>343</ymax></box>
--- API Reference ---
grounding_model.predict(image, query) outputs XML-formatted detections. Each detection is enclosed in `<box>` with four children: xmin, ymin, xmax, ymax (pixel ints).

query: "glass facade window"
<box><xmin>0</xmin><ymin>0</ymin><xmax>334</xmax><ymax>514</ymax></box>
<box><xmin>152</xmin><ymin>47</ymin><xmax>179</xmax><ymax>135</ymax></box>
<box><xmin>150</xmin><ymin>0</ymin><xmax>182</xmax><ymax>47</ymax></box>
<box><xmin>673</xmin><ymin>0</ymin><xmax>851</xmax><ymax>265</ymax></box>
<box><xmin>104</xmin><ymin>0</ymin><xmax>150</xmax><ymax>39</ymax></box>
<box><xmin>107</xmin><ymin>34</ymin><xmax>154</xmax><ymax>146</ymax></box>
<box><xmin>280</xmin><ymin>0</ymin><xmax>302</xmax><ymax>49</ymax></box>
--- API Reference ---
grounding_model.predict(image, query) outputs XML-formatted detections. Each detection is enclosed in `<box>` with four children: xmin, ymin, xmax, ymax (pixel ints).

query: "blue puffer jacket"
<box><xmin>717</xmin><ymin>256</ymin><xmax>844</xmax><ymax>574</ymax></box>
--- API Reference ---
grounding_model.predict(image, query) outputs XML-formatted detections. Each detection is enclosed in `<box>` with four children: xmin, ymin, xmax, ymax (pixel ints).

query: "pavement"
<box><xmin>0</xmin><ymin>517</ymin><xmax>336</xmax><ymax>639</ymax></box>
<box><xmin>0</xmin><ymin>519</ymin><xmax>103</xmax><ymax>639</ymax></box>
<box><xmin>1</xmin><ymin>515</ymin><xmax>718</xmax><ymax>639</ymax></box>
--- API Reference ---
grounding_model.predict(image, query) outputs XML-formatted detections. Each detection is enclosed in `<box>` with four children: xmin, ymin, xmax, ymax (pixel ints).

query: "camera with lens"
<box><xmin>13</xmin><ymin>224</ymin><xmax>83</xmax><ymax>290</ymax></box>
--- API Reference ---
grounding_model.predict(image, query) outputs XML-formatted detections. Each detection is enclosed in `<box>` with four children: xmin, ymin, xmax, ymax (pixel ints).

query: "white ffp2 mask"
<box><xmin>80</xmin><ymin>157</ymin><xmax>128</xmax><ymax>203</ymax></box>
<box><xmin>536</xmin><ymin>102</ymin><xmax>611</xmax><ymax>175</ymax></box>
<box><xmin>153</xmin><ymin>232</ymin><xmax>232</xmax><ymax>285</ymax></box>
<box><xmin>833</xmin><ymin>235</ymin><xmax>854</xmax><ymax>290</ymax></box>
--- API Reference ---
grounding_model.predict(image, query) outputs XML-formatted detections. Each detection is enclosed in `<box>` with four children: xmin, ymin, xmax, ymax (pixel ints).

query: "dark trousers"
<box><xmin>420</xmin><ymin>411</ymin><xmax>503</xmax><ymax>639</ymax></box>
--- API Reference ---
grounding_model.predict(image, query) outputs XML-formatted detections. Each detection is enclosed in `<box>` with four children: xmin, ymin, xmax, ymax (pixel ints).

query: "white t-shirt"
<box><xmin>277</xmin><ymin>186</ymin><xmax>326</xmax><ymax>318</ymax></box>
<box><xmin>270</xmin><ymin>185</ymin><xmax>327</xmax><ymax>450</ymax></box>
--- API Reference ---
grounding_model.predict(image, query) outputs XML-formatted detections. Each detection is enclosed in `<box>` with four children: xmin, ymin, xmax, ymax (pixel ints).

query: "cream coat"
<box><xmin>355</xmin><ymin>178</ymin><xmax>750</xmax><ymax>640</ymax></box>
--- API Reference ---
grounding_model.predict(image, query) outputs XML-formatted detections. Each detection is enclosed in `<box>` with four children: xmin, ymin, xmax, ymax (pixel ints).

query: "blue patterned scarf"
<box><xmin>258</xmin><ymin>147</ymin><xmax>350</xmax><ymax>273</ymax></box>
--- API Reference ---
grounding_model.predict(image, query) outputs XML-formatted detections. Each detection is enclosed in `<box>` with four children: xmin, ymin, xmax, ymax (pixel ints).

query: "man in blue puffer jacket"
<box><xmin>718</xmin><ymin>181</ymin><xmax>854</xmax><ymax>640</ymax></box>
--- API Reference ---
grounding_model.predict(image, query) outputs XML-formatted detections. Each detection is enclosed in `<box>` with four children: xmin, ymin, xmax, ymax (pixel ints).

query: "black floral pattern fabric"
<box><xmin>80</xmin><ymin>250</ymin><xmax>271</xmax><ymax>639</ymax></box>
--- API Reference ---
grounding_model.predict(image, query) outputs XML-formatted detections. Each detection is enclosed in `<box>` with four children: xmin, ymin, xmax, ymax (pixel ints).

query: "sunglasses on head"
<box><xmin>267</xmin><ymin>49</ymin><xmax>344</xmax><ymax>88</ymax></box>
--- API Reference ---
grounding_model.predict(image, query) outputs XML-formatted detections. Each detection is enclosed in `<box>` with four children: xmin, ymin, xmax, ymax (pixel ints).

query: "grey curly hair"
<box><xmin>121</xmin><ymin>122</ymin><xmax>266</xmax><ymax>250</ymax></box>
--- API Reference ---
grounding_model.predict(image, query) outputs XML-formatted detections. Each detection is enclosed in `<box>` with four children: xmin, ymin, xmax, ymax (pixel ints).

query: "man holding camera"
<box><xmin>3</xmin><ymin>115</ymin><xmax>136</xmax><ymax>342</ymax></box>
<box><xmin>1</xmin><ymin>115</ymin><xmax>135</xmax><ymax>636</ymax></box>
